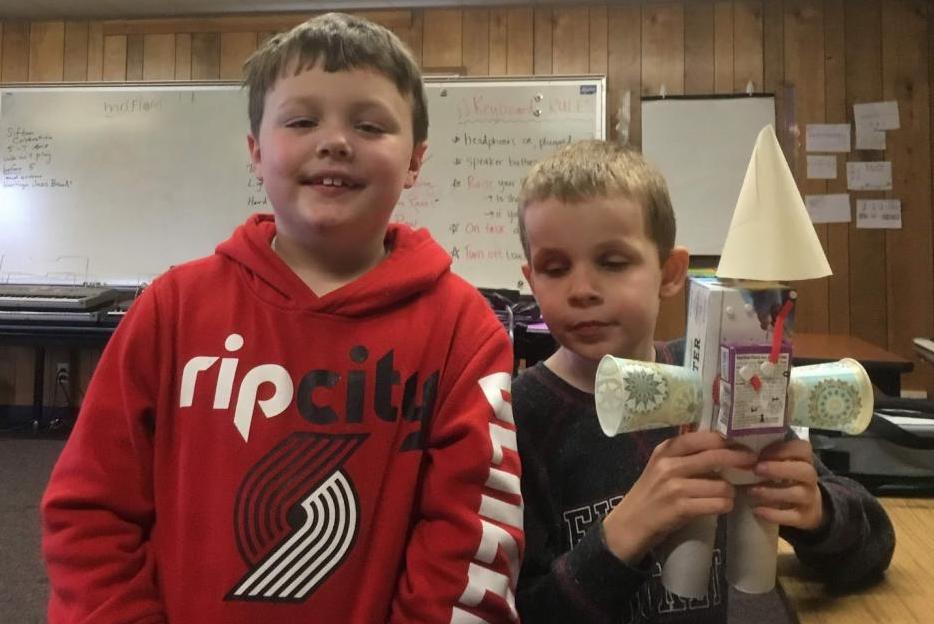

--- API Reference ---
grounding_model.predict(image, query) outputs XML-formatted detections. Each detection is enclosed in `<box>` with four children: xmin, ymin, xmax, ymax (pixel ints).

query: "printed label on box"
<box><xmin>718</xmin><ymin>343</ymin><xmax>790</xmax><ymax>436</ymax></box>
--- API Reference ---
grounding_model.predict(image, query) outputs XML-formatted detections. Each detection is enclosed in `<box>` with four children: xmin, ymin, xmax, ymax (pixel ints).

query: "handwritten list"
<box><xmin>2</xmin><ymin>127</ymin><xmax>72</xmax><ymax>190</ymax></box>
<box><xmin>394</xmin><ymin>84</ymin><xmax>602</xmax><ymax>291</ymax></box>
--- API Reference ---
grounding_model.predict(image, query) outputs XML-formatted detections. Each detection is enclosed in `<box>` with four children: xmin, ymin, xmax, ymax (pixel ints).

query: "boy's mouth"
<box><xmin>571</xmin><ymin>321</ymin><xmax>611</xmax><ymax>330</ymax></box>
<box><xmin>300</xmin><ymin>174</ymin><xmax>365</xmax><ymax>189</ymax></box>
<box><xmin>568</xmin><ymin>321</ymin><xmax>612</xmax><ymax>342</ymax></box>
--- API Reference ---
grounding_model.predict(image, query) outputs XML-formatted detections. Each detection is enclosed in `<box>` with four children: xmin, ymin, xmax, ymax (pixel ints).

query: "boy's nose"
<box><xmin>315</xmin><ymin>132</ymin><xmax>353</xmax><ymax>160</ymax></box>
<box><xmin>566</xmin><ymin>269</ymin><xmax>602</xmax><ymax>306</ymax></box>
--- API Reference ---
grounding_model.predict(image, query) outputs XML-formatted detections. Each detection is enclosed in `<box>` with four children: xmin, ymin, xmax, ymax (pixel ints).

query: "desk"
<box><xmin>793</xmin><ymin>333</ymin><xmax>914</xmax><ymax>397</ymax></box>
<box><xmin>779</xmin><ymin>497</ymin><xmax>934</xmax><ymax>624</ymax></box>
<box><xmin>913</xmin><ymin>337</ymin><xmax>934</xmax><ymax>365</ymax></box>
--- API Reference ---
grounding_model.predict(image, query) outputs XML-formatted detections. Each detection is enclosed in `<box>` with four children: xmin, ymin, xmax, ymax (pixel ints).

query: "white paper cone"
<box><xmin>658</xmin><ymin>515</ymin><xmax>717</xmax><ymax>599</ymax></box>
<box><xmin>726</xmin><ymin>488</ymin><xmax>779</xmax><ymax>594</ymax></box>
<box><xmin>717</xmin><ymin>125</ymin><xmax>832</xmax><ymax>281</ymax></box>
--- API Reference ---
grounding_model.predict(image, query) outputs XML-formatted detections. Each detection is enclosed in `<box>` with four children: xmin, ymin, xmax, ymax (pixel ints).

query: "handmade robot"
<box><xmin>594</xmin><ymin>126</ymin><xmax>874</xmax><ymax>598</ymax></box>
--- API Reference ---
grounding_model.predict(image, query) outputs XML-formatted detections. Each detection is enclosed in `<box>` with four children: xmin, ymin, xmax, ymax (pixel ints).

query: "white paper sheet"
<box><xmin>846</xmin><ymin>161</ymin><xmax>892</xmax><ymax>191</ymax></box>
<box><xmin>855</xmin><ymin>124</ymin><xmax>886</xmax><ymax>150</ymax></box>
<box><xmin>856</xmin><ymin>199</ymin><xmax>901</xmax><ymax>229</ymax></box>
<box><xmin>805</xmin><ymin>123</ymin><xmax>850</xmax><ymax>153</ymax></box>
<box><xmin>854</xmin><ymin>101</ymin><xmax>900</xmax><ymax>130</ymax></box>
<box><xmin>805</xmin><ymin>194</ymin><xmax>851</xmax><ymax>223</ymax></box>
<box><xmin>806</xmin><ymin>154</ymin><xmax>837</xmax><ymax>179</ymax></box>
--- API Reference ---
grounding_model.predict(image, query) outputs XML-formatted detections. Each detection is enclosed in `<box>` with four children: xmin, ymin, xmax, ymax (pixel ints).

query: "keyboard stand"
<box><xmin>0</xmin><ymin>324</ymin><xmax>115</xmax><ymax>433</ymax></box>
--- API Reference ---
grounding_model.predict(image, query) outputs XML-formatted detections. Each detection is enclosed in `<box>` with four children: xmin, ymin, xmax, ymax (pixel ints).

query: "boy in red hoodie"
<box><xmin>42</xmin><ymin>13</ymin><xmax>522</xmax><ymax>624</ymax></box>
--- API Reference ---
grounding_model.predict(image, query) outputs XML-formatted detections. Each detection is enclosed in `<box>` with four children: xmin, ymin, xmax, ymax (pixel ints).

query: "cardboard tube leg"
<box><xmin>659</xmin><ymin>515</ymin><xmax>717</xmax><ymax>599</ymax></box>
<box><xmin>727</xmin><ymin>488</ymin><xmax>779</xmax><ymax>594</ymax></box>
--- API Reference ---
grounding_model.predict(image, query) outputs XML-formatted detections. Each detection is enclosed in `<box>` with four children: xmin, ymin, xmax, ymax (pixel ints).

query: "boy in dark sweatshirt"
<box><xmin>513</xmin><ymin>139</ymin><xmax>894</xmax><ymax>623</ymax></box>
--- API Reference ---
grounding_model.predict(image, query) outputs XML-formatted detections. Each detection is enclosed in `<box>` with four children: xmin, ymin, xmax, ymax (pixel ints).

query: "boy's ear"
<box><xmin>521</xmin><ymin>263</ymin><xmax>537</xmax><ymax>297</ymax></box>
<box><xmin>404</xmin><ymin>142</ymin><xmax>429</xmax><ymax>189</ymax></box>
<box><xmin>659</xmin><ymin>246</ymin><xmax>689</xmax><ymax>299</ymax></box>
<box><xmin>247</xmin><ymin>133</ymin><xmax>262</xmax><ymax>179</ymax></box>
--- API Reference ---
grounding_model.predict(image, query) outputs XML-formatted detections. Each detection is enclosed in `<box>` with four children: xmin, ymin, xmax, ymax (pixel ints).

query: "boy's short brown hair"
<box><xmin>242</xmin><ymin>12</ymin><xmax>428</xmax><ymax>144</ymax></box>
<box><xmin>518</xmin><ymin>139</ymin><xmax>677</xmax><ymax>262</ymax></box>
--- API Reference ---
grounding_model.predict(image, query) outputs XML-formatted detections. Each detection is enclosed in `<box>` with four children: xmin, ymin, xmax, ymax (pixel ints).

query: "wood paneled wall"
<box><xmin>1</xmin><ymin>0</ymin><xmax>932</xmax><ymax>402</ymax></box>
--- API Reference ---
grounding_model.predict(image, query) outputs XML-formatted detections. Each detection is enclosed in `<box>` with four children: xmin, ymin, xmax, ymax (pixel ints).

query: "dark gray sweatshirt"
<box><xmin>514</xmin><ymin>341</ymin><xmax>895</xmax><ymax>624</ymax></box>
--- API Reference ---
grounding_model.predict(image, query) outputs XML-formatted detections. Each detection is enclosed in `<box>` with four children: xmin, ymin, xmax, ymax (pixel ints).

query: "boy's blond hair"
<box><xmin>242</xmin><ymin>12</ymin><xmax>428</xmax><ymax>144</ymax></box>
<box><xmin>518</xmin><ymin>140</ymin><xmax>677</xmax><ymax>262</ymax></box>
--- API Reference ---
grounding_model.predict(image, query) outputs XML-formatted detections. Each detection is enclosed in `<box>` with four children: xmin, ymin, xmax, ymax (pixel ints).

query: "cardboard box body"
<box><xmin>684</xmin><ymin>277</ymin><xmax>796</xmax><ymax>433</ymax></box>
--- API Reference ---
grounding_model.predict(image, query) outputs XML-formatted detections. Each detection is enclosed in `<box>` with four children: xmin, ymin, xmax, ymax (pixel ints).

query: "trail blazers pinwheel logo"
<box><xmin>227</xmin><ymin>432</ymin><xmax>366</xmax><ymax>602</ymax></box>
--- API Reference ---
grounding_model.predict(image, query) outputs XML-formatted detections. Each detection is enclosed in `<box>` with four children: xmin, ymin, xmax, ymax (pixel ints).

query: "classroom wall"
<box><xmin>0</xmin><ymin>0</ymin><xmax>932</xmax><ymax>403</ymax></box>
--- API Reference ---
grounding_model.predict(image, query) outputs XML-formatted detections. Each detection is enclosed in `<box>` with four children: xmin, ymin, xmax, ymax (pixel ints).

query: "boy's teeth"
<box><xmin>322</xmin><ymin>177</ymin><xmax>344</xmax><ymax>187</ymax></box>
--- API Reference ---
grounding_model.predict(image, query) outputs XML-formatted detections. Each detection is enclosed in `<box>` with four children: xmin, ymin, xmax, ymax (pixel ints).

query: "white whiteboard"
<box><xmin>0</xmin><ymin>77</ymin><xmax>605</xmax><ymax>289</ymax></box>
<box><xmin>641</xmin><ymin>95</ymin><xmax>775</xmax><ymax>255</ymax></box>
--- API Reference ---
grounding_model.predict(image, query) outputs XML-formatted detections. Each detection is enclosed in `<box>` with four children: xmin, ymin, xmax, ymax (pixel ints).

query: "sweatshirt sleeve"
<box><xmin>41</xmin><ymin>287</ymin><xmax>168</xmax><ymax>624</ymax></box>
<box><xmin>515</xmin><ymin>385</ymin><xmax>649</xmax><ymax>624</ymax></box>
<box><xmin>390</xmin><ymin>312</ymin><xmax>523</xmax><ymax>623</ymax></box>
<box><xmin>779</xmin><ymin>452</ymin><xmax>896</xmax><ymax>590</ymax></box>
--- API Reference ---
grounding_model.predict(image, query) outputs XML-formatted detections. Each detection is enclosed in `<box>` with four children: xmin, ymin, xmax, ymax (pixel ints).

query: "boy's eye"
<box><xmin>285</xmin><ymin>118</ymin><xmax>316</xmax><ymax>128</ymax></box>
<box><xmin>539</xmin><ymin>262</ymin><xmax>568</xmax><ymax>277</ymax></box>
<box><xmin>601</xmin><ymin>257</ymin><xmax>629</xmax><ymax>271</ymax></box>
<box><xmin>356</xmin><ymin>122</ymin><xmax>386</xmax><ymax>134</ymax></box>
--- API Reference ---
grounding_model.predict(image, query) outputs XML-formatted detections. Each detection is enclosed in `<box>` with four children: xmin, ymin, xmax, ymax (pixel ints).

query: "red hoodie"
<box><xmin>42</xmin><ymin>214</ymin><xmax>522</xmax><ymax>624</ymax></box>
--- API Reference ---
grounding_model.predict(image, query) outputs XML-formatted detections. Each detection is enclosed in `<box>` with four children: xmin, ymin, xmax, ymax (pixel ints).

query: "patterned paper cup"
<box><xmin>787</xmin><ymin>358</ymin><xmax>874</xmax><ymax>435</ymax></box>
<box><xmin>595</xmin><ymin>356</ymin><xmax>703</xmax><ymax>436</ymax></box>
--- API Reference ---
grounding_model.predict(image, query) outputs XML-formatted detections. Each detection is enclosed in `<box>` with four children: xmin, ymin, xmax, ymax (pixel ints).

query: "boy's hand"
<box><xmin>602</xmin><ymin>431</ymin><xmax>757</xmax><ymax>564</ymax></box>
<box><xmin>748</xmin><ymin>438</ymin><xmax>823</xmax><ymax>531</ymax></box>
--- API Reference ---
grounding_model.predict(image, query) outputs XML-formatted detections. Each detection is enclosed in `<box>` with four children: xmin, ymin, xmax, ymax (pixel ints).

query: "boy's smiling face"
<box><xmin>522</xmin><ymin>194</ymin><xmax>686</xmax><ymax>364</ymax></box>
<box><xmin>248</xmin><ymin>63</ymin><xmax>427</xmax><ymax>249</ymax></box>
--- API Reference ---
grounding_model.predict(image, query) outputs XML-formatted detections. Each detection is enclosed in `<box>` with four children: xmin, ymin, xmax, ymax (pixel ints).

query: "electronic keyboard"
<box><xmin>0</xmin><ymin>284</ymin><xmax>119</xmax><ymax>311</ymax></box>
<box><xmin>0</xmin><ymin>308</ymin><xmax>104</xmax><ymax>323</ymax></box>
<box><xmin>105</xmin><ymin>298</ymin><xmax>135</xmax><ymax>321</ymax></box>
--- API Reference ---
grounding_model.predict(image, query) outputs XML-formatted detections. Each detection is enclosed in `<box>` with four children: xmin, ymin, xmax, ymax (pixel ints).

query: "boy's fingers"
<box><xmin>752</xmin><ymin>505</ymin><xmax>808</xmax><ymax>527</ymax></box>
<box><xmin>748</xmin><ymin>483</ymin><xmax>810</xmax><ymax>507</ymax></box>
<box><xmin>662</xmin><ymin>431</ymin><xmax>731</xmax><ymax>456</ymax></box>
<box><xmin>677</xmin><ymin>496</ymin><xmax>736</xmax><ymax>518</ymax></box>
<box><xmin>758</xmin><ymin>438</ymin><xmax>812</xmax><ymax>462</ymax></box>
<box><xmin>666</xmin><ymin>447</ymin><xmax>757</xmax><ymax>478</ymax></box>
<box><xmin>755</xmin><ymin>460</ymin><xmax>818</xmax><ymax>484</ymax></box>
<box><xmin>676</xmin><ymin>477</ymin><xmax>736</xmax><ymax>499</ymax></box>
